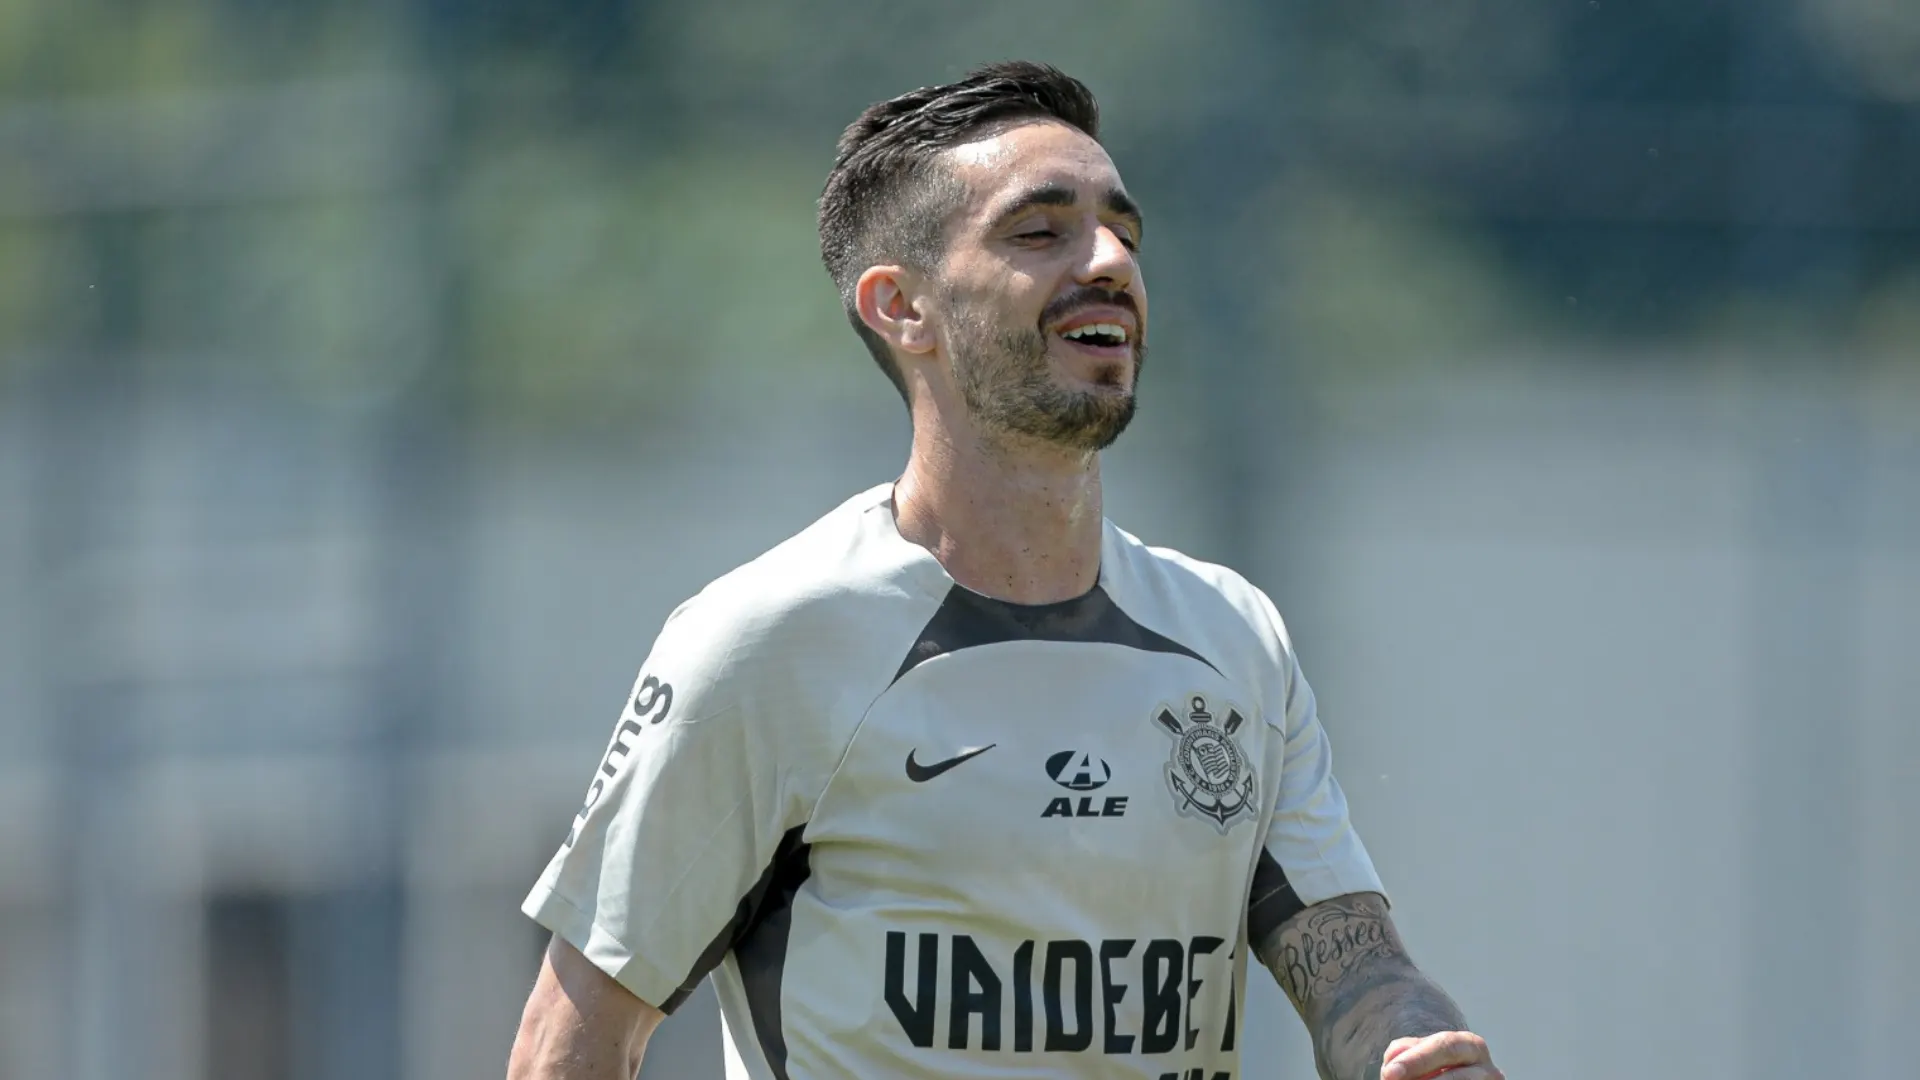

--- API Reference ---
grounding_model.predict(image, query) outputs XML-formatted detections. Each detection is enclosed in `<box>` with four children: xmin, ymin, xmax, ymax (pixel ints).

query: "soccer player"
<box><xmin>506</xmin><ymin>62</ymin><xmax>1501</xmax><ymax>1080</ymax></box>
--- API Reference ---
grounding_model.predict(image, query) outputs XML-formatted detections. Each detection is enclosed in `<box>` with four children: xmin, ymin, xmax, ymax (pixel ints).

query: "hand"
<box><xmin>1379</xmin><ymin>1031</ymin><xmax>1501</xmax><ymax>1080</ymax></box>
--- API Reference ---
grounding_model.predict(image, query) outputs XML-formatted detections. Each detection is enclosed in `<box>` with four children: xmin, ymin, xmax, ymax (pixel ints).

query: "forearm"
<box><xmin>505</xmin><ymin>1013</ymin><xmax>646</xmax><ymax>1080</ymax></box>
<box><xmin>1255</xmin><ymin>892</ymin><xmax>1470</xmax><ymax>1080</ymax></box>
<box><xmin>506</xmin><ymin>936</ymin><xmax>658</xmax><ymax>1080</ymax></box>
<box><xmin>1297</xmin><ymin>962</ymin><xmax>1468</xmax><ymax>1080</ymax></box>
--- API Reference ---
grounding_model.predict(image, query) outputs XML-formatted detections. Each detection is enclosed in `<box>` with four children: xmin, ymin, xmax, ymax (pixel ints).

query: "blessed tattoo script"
<box><xmin>1255</xmin><ymin>894</ymin><xmax>1474</xmax><ymax>1080</ymax></box>
<box><xmin>1272</xmin><ymin>901</ymin><xmax>1400</xmax><ymax>1001</ymax></box>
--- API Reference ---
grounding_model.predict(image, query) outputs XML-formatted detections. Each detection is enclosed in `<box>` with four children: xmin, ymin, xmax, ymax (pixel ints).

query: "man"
<box><xmin>507</xmin><ymin>62</ymin><xmax>1501</xmax><ymax>1080</ymax></box>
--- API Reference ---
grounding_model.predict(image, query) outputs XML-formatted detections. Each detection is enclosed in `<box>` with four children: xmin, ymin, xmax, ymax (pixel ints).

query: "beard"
<box><xmin>948</xmin><ymin>293</ymin><xmax>1145</xmax><ymax>453</ymax></box>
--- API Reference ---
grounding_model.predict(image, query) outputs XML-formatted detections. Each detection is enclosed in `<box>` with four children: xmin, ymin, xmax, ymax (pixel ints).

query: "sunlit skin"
<box><xmin>854</xmin><ymin>119</ymin><xmax>1148</xmax><ymax>605</ymax></box>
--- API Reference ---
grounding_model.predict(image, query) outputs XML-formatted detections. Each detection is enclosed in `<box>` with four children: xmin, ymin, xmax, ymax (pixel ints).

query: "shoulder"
<box><xmin>1102</xmin><ymin>521</ymin><xmax>1287</xmax><ymax>639</ymax></box>
<box><xmin>1100</xmin><ymin>521</ymin><xmax>1299</xmax><ymax>702</ymax></box>
<box><xmin>647</xmin><ymin>485</ymin><xmax>942</xmax><ymax>719</ymax></box>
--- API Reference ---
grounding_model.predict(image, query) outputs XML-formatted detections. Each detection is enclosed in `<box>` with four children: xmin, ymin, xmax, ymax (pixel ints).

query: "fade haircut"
<box><xmin>818</xmin><ymin>62</ymin><xmax>1101</xmax><ymax>404</ymax></box>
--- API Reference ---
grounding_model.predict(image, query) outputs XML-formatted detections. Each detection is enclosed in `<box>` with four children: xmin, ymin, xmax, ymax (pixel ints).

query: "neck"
<box><xmin>894</xmin><ymin>419</ymin><xmax>1105</xmax><ymax>606</ymax></box>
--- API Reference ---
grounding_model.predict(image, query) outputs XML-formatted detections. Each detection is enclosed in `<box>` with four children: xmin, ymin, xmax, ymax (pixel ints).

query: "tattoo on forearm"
<box><xmin>1255</xmin><ymin>893</ymin><xmax>1468</xmax><ymax>1080</ymax></box>
<box><xmin>1268</xmin><ymin>897</ymin><xmax>1401</xmax><ymax>1004</ymax></box>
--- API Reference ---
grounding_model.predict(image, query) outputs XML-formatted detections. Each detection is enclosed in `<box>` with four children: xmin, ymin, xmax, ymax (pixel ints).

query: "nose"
<box><xmin>1079</xmin><ymin>221</ymin><xmax>1137</xmax><ymax>292</ymax></box>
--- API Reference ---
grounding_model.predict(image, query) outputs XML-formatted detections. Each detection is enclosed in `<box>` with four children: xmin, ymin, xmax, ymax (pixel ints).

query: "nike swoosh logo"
<box><xmin>905</xmin><ymin>743</ymin><xmax>997</xmax><ymax>783</ymax></box>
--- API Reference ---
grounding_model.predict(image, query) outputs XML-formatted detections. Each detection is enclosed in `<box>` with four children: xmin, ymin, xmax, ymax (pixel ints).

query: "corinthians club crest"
<box><xmin>1155</xmin><ymin>694</ymin><xmax>1258</xmax><ymax>832</ymax></box>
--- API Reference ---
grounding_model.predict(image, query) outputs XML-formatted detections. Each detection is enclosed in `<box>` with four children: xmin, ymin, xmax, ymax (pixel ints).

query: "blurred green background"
<box><xmin>1</xmin><ymin>2</ymin><xmax>1916</xmax><ymax>1079</ymax></box>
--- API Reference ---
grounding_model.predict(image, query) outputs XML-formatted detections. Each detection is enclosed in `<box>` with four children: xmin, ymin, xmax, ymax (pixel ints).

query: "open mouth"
<box><xmin>1056</xmin><ymin>322</ymin><xmax>1133</xmax><ymax>354</ymax></box>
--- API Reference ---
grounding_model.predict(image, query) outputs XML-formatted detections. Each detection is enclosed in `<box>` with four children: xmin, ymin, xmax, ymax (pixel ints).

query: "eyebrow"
<box><xmin>990</xmin><ymin>182</ymin><xmax>1145</xmax><ymax>237</ymax></box>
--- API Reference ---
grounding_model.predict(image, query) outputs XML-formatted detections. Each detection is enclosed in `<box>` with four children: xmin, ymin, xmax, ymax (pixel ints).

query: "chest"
<box><xmin>807</xmin><ymin>641</ymin><xmax>1277</xmax><ymax>892</ymax></box>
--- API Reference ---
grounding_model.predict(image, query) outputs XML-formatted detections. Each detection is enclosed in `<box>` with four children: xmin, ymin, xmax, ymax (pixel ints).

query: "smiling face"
<box><xmin>930</xmin><ymin>120</ymin><xmax>1149</xmax><ymax>452</ymax></box>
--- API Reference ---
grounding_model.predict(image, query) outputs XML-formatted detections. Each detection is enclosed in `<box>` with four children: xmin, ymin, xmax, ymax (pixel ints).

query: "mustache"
<box><xmin>1039</xmin><ymin>287</ymin><xmax>1140</xmax><ymax>330</ymax></box>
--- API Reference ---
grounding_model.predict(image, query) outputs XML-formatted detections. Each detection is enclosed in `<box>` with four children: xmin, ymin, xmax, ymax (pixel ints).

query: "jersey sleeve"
<box><xmin>520</xmin><ymin>594</ymin><xmax>825</xmax><ymax>1012</ymax></box>
<box><xmin>1246</xmin><ymin>594</ymin><xmax>1386</xmax><ymax>945</ymax></box>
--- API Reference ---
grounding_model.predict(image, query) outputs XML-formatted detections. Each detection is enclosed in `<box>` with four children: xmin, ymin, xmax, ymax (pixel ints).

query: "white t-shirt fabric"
<box><xmin>523</xmin><ymin>484</ymin><xmax>1384</xmax><ymax>1080</ymax></box>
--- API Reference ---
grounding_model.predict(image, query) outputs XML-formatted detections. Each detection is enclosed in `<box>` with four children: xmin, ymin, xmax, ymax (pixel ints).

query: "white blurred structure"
<box><xmin>2</xmin><ymin>364</ymin><xmax>1913</xmax><ymax>1080</ymax></box>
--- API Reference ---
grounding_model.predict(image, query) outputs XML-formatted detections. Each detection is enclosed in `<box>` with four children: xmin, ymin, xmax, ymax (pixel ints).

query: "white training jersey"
<box><xmin>523</xmin><ymin>483</ymin><xmax>1383</xmax><ymax>1080</ymax></box>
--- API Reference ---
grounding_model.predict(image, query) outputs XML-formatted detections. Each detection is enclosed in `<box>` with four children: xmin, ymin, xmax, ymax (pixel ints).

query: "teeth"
<box><xmin>1062</xmin><ymin>323</ymin><xmax>1129</xmax><ymax>343</ymax></box>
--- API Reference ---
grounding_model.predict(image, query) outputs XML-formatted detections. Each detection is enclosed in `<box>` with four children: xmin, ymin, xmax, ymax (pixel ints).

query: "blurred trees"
<box><xmin>0</xmin><ymin>0</ymin><xmax>1912</xmax><ymax>425</ymax></box>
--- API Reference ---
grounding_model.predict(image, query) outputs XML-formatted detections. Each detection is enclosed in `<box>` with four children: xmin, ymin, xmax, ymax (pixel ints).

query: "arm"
<box><xmin>1255</xmin><ymin>892</ymin><xmax>1498</xmax><ymax>1080</ymax></box>
<box><xmin>512</xmin><ymin>592</ymin><xmax>831</xmax><ymax>1077</ymax></box>
<box><xmin>506</xmin><ymin>934</ymin><xmax>664</xmax><ymax>1080</ymax></box>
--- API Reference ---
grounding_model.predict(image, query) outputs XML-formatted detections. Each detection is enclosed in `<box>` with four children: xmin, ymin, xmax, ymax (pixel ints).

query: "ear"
<box><xmin>854</xmin><ymin>265</ymin><xmax>937</xmax><ymax>357</ymax></box>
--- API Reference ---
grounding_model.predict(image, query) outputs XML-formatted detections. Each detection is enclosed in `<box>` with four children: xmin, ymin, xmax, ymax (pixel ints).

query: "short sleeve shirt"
<box><xmin>522</xmin><ymin>484</ymin><xmax>1383</xmax><ymax>1080</ymax></box>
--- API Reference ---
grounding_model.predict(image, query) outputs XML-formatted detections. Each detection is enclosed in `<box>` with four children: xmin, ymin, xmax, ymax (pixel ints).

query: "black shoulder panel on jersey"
<box><xmin>663</xmin><ymin>825</ymin><xmax>810</xmax><ymax>1080</ymax></box>
<box><xmin>730</xmin><ymin>828</ymin><xmax>810</xmax><ymax>1080</ymax></box>
<box><xmin>1246</xmin><ymin>850</ymin><xmax>1306</xmax><ymax>945</ymax></box>
<box><xmin>892</xmin><ymin>583</ymin><xmax>1218</xmax><ymax>684</ymax></box>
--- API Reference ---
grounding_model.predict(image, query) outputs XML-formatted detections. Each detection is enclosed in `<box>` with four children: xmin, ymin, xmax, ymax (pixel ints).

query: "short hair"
<box><xmin>818</xmin><ymin>62</ymin><xmax>1102</xmax><ymax>403</ymax></box>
